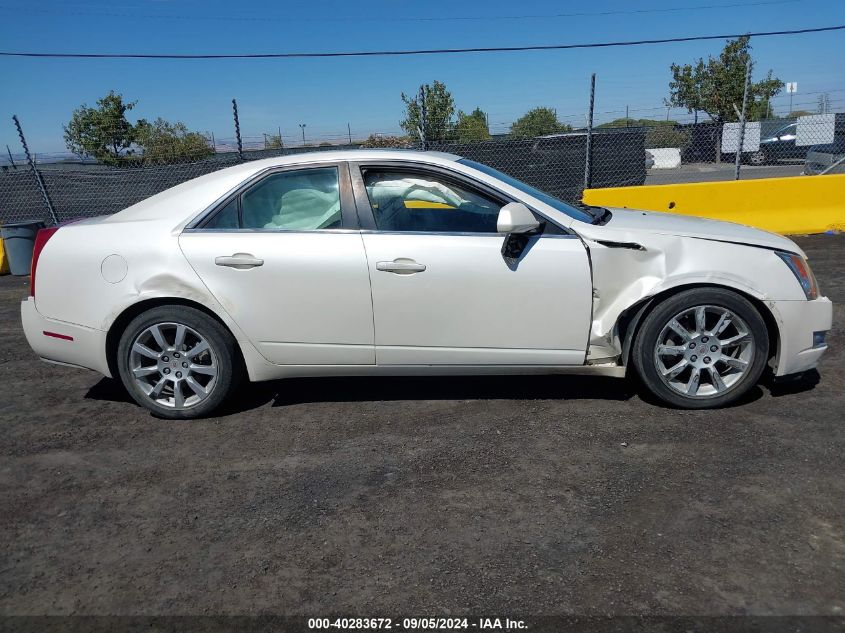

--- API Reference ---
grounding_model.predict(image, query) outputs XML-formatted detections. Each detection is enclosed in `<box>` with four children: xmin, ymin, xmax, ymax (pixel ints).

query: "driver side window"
<box><xmin>362</xmin><ymin>169</ymin><xmax>501</xmax><ymax>233</ymax></box>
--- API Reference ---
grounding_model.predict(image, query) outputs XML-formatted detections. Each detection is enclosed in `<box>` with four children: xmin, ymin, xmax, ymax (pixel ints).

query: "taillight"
<box><xmin>29</xmin><ymin>226</ymin><xmax>60</xmax><ymax>297</ymax></box>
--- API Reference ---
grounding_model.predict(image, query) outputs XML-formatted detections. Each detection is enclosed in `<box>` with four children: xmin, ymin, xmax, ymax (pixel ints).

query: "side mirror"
<box><xmin>497</xmin><ymin>202</ymin><xmax>540</xmax><ymax>235</ymax></box>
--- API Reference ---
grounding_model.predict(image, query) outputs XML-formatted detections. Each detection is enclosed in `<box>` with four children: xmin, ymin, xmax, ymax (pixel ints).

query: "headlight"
<box><xmin>776</xmin><ymin>251</ymin><xmax>819</xmax><ymax>300</ymax></box>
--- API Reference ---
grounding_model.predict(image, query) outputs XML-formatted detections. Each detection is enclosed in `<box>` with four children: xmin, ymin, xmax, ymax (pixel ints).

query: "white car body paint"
<box><xmin>360</xmin><ymin>231</ymin><xmax>591</xmax><ymax>365</ymax></box>
<box><xmin>179</xmin><ymin>231</ymin><xmax>376</xmax><ymax>365</ymax></box>
<box><xmin>21</xmin><ymin>149</ymin><xmax>831</xmax><ymax>385</ymax></box>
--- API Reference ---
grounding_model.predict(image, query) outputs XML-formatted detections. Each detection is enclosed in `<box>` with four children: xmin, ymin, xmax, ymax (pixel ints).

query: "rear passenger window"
<box><xmin>205</xmin><ymin>198</ymin><xmax>238</xmax><ymax>229</ymax></box>
<box><xmin>203</xmin><ymin>167</ymin><xmax>342</xmax><ymax>230</ymax></box>
<box><xmin>242</xmin><ymin>167</ymin><xmax>341</xmax><ymax>230</ymax></box>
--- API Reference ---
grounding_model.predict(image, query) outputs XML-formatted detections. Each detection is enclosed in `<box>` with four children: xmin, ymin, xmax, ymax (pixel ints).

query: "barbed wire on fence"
<box><xmin>2</xmin><ymin>81</ymin><xmax>843</xmax><ymax>225</ymax></box>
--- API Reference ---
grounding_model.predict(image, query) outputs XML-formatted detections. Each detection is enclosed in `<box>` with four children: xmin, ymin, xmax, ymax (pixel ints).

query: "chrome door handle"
<box><xmin>376</xmin><ymin>259</ymin><xmax>426</xmax><ymax>274</ymax></box>
<box><xmin>215</xmin><ymin>253</ymin><xmax>264</xmax><ymax>269</ymax></box>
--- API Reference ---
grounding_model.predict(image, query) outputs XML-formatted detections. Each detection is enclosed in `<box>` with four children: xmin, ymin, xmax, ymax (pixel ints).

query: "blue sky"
<box><xmin>1</xmin><ymin>0</ymin><xmax>844</xmax><ymax>155</ymax></box>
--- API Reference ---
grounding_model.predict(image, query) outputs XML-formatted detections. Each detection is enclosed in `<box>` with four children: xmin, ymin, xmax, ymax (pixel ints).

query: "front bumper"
<box><xmin>21</xmin><ymin>297</ymin><xmax>111</xmax><ymax>377</ymax></box>
<box><xmin>770</xmin><ymin>296</ymin><xmax>833</xmax><ymax>376</ymax></box>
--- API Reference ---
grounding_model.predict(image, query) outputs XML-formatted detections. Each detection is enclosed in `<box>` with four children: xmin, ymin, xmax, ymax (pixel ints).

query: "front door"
<box><xmin>179</xmin><ymin>163</ymin><xmax>375</xmax><ymax>365</ymax></box>
<box><xmin>352</xmin><ymin>164</ymin><xmax>593</xmax><ymax>365</ymax></box>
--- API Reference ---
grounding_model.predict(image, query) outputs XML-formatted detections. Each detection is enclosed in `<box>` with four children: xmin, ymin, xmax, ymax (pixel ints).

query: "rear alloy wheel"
<box><xmin>117</xmin><ymin>306</ymin><xmax>240</xmax><ymax>419</ymax></box>
<box><xmin>632</xmin><ymin>289</ymin><xmax>769</xmax><ymax>409</ymax></box>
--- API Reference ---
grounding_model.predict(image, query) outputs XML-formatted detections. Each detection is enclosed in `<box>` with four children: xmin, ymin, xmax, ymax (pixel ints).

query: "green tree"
<box><xmin>63</xmin><ymin>91</ymin><xmax>137</xmax><ymax>165</ymax></box>
<box><xmin>597</xmin><ymin>118</ymin><xmax>689</xmax><ymax>148</ymax></box>
<box><xmin>133</xmin><ymin>118</ymin><xmax>213</xmax><ymax>164</ymax></box>
<box><xmin>360</xmin><ymin>134</ymin><xmax>412</xmax><ymax>148</ymax></box>
<box><xmin>509</xmin><ymin>107</ymin><xmax>572</xmax><ymax>138</ymax></box>
<box><xmin>598</xmin><ymin>117</ymin><xmax>677</xmax><ymax>128</ymax></box>
<box><xmin>401</xmin><ymin>80</ymin><xmax>455</xmax><ymax>142</ymax></box>
<box><xmin>455</xmin><ymin>107</ymin><xmax>491</xmax><ymax>142</ymax></box>
<box><xmin>668</xmin><ymin>36</ymin><xmax>784</xmax><ymax>124</ymax></box>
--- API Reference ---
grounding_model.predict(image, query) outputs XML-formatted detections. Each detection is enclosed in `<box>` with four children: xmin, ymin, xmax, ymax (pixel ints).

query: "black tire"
<box><xmin>632</xmin><ymin>288</ymin><xmax>769</xmax><ymax>409</ymax></box>
<box><xmin>116</xmin><ymin>305</ymin><xmax>241</xmax><ymax>419</ymax></box>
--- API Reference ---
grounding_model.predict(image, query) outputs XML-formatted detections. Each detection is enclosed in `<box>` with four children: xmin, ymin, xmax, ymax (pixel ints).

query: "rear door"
<box><xmin>350</xmin><ymin>162</ymin><xmax>593</xmax><ymax>365</ymax></box>
<box><xmin>179</xmin><ymin>162</ymin><xmax>375</xmax><ymax>365</ymax></box>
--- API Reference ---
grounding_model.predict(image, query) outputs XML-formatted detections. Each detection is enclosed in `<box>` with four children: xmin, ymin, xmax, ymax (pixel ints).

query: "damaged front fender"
<box><xmin>577</xmin><ymin>229</ymin><xmax>806</xmax><ymax>365</ymax></box>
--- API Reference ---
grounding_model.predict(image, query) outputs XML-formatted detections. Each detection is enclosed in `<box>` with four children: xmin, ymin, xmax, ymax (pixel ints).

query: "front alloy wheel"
<box><xmin>633</xmin><ymin>289</ymin><xmax>769</xmax><ymax>409</ymax></box>
<box><xmin>653</xmin><ymin>305</ymin><xmax>754</xmax><ymax>398</ymax></box>
<box><xmin>117</xmin><ymin>305</ymin><xmax>240</xmax><ymax>419</ymax></box>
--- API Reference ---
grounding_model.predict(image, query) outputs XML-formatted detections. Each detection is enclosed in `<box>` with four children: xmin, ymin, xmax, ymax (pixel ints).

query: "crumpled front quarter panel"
<box><xmin>581</xmin><ymin>227</ymin><xmax>807</xmax><ymax>354</ymax></box>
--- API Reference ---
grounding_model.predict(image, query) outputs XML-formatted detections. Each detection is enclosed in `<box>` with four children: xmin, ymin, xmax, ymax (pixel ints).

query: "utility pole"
<box><xmin>299</xmin><ymin>123</ymin><xmax>307</xmax><ymax>146</ymax></box>
<box><xmin>347</xmin><ymin>123</ymin><xmax>352</xmax><ymax>145</ymax></box>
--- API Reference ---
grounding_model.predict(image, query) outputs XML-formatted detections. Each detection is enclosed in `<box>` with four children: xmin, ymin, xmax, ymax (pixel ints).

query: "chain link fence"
<box><xmin>1</xmin><ymin>104</ymin><xmax>843</xmax><ymax>226</ymax></box>
<box><xmin>591</xmin><ymin>114</ymin><xmax>845</xmax><ymax>188</ymax></box>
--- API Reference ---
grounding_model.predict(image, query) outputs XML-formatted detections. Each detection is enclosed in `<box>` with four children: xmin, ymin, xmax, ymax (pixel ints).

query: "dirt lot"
<box><xmin>1</xmin><ymin>234</ymin><xmax>843</xmax><ymax>619</ymax></box>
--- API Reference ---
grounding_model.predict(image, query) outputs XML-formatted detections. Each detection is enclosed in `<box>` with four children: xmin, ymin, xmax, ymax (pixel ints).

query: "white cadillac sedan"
<box><xmin>21</xmin><ymin>150</ymin><xmax>831</xmax><ymax>418</ymax></box>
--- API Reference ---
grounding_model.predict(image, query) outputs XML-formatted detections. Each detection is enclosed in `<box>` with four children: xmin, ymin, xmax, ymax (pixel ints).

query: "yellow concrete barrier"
<box><xmin>582</xmin><ymin>174</ymin><xmax>845</xmax><ymax>235</ymax></box>
<box><xmin>0</xmin><ymin>238</ymin><xmax>9</xmax><ymax>275</ymax></box>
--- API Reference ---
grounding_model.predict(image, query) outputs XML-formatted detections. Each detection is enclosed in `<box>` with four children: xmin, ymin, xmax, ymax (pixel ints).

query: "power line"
<box><xmin>1</xmin><ymin>24</ymin><xmax>843</xmax><ymax>60</ymax></box>
<box><xmin>0</xmin><ymin>0</ymin><xmax>803</xmax><ymax>24</ymax></box>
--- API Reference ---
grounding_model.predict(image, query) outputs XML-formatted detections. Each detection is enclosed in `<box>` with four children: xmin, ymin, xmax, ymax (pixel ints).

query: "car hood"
<box><xmin>585</xmin><ymin>207</ymin><xmax>803</xmax><ymax>254</ymax></box>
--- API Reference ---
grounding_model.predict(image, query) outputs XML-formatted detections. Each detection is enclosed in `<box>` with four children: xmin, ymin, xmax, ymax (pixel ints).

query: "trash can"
<box><xmin>0</xmin><ymin>220</ymin><xmax>46</xmax><ymax>276</ymax></box>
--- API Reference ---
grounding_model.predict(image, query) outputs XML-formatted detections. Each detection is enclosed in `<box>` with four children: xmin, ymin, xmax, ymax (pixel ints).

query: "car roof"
<box><xmin>100</xmin><ymin>149</ymin><xmax>463</xmax><ymax>226</ymax></box>
<box><xmin>247</xmin><ymin>148</ymin><xmax>461</xmax><ymax>167</ymax></box>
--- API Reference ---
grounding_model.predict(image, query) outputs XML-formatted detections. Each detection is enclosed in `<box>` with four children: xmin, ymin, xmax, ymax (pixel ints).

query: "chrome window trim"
<box><xmin>359</xmin><ymin>229</ymin><xmax>578</xmax><ymax>239</ymax></box>
<box><xmin>182</xmin><ymin>227</ymin><xmax>362</xmax><ymax>235</ymax></box>
<box><xmin>185</xmin><ymin>161</ymin><xmax>356</xmax><ymax>231</ymax></box>
<box><xmin>181</xmin><ymin>227</ymin><xmax>576</xmax><ymax>238</ymax></box>
<box><xmin>348</xmin><ymin>160</ymin><xmax>574</xmax><ymax>236</ymax></box>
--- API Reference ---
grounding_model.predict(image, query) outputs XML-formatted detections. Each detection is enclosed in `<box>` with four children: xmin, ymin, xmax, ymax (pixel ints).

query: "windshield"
<box><xmin>457</xmin><ymin>159</ymin><xmax>594</xmax><ymax>223</ymax></box>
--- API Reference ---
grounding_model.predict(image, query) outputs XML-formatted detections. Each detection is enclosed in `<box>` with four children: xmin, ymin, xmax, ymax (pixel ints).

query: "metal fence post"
<box><xmin>232</xmin><ymin>99</ymin><xmax>243</xmax><ymax>161</ymax></box>
<box><xmin>584</xmin><ymin>73</ymin><xmax>596</xmax><ymax>191</ymax></box>
<box><xmin>734</xmin><ymin>59</ymin><xmax>752</xmax><ymax>180</ymax></box>
<box><xmin>418</xmin><ymin>85</ymin><xmax>427</xmax><ymax>151</ymax></box>
<box><xmin>5</xmin><ymin>144</ymin><xmax>16</xmax><ymax>168</ymax></box>
<box><xmin>12</xmin><ymin>115</ymin><xmax>58</xmax><ymax>224</ymax></box>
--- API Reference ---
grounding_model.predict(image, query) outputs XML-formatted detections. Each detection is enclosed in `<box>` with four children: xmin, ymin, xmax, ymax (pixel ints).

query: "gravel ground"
<box><xmin>0</xmin><ymin>234</ymin><xmax>843</xmax><ymax>619</ymax></box>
